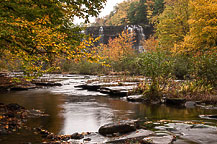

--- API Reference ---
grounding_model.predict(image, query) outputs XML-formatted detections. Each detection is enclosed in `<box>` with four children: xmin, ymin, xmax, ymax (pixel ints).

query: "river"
<box><xmin>0</xmin><ymin>74</ymin><xmax>216</xmax><ymax>143</ymax></box>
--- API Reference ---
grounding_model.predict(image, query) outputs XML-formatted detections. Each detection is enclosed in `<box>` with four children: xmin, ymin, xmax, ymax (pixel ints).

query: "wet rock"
<box><xmin>6</xmin><ymin>103</ymin><xmax>25</xmax><ymax>111</ymax></box>
<box><xmin>142</xmin><ymin>134</ymin><xmax>175</xmax><ymax>144</ymax></box>
<box><xmin>126</xmin><ymin>95</ymin><xmax>145</xmax><ymax>102</ymax></box>
<box><xmin>32</xmin><ymin>82</ymin><xmax>62</xmax><ymax>87</ymax></box>
<box><xmin>98</xmin><ymin>120</ymin><xmax>139</xmax><ymax>136</ymax></box>
<box><xmin>0</xmin><ymin>103</ymin><xmax>44</xmax><ymax>134</ymax></box>
<box><xmin>75</xmin><ymin>84</ymin><xmax>101</xmax><ymax>91</ymax></box>
<box><xmin>107</xmin><ymin>129</ymin><xmax>154</xmax><ymax>144</ymax></box>
<box><xmin>199</xmin><ymin>115</ymin><xmax>217</xmax><ymax>120</ymax></box>
<box><xmin>99</xmin><ymin>87</ymin><xmax>128</xmax><ymax>97</ymax></box>
<box><xmin>165</xmin><ymin>98</ymin><xmax>186</xmax><ymax>106</ymax></box>
<box><xmin>83</xmin><ymin>138</ymin><xmax>91</xmax><ymax>141</ymax></box>
<box><xmin>10</xmin><ymin>84</ymin><xmax>36</xmax><ymax>91</ymax></box>
<box><xmin>28</xmin><ymin>109</ymin><xmax>49</xmax><ymax>117</ymax></box>
<box><xmin>155</xmin><ymin>123</ymin><xmax>217</xmax><ymax>144</ymax></box>
<box><xmin>185</xmin><ymin>101</ymin><xmax>196</xmax><ymax>108</ymax></box>
<box><xmin>84</xmin><ymin>76</ymin><xmax>91</xmax><ymax>79</ymax></box>
<box><xmin>71</xmin><ymin>132</ymin><xmax>84</xmax><ymax>139</ymax></box>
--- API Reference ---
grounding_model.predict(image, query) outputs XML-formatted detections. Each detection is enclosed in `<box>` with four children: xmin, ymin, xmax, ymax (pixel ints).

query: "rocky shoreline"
<box><xmin>75</xmin><ymin>80</ymin><xmax>217</xmax><ymax>110</ymax></box>
<box><xmin>0</xmin><ymin>103</ymin><xmax>48</xmax><ymax>135</ymax></box>
<box><xmin>0</xmin><ymin>74</ymin><xmax>62</xmax><ymax>92</ymax></box>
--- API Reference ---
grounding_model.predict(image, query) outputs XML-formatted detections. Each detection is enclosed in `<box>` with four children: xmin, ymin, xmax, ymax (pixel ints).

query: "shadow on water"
<box><xmin>0</xmin><ymin>75</ymin><xmax>216</xmax><ymax>143</ymax></box>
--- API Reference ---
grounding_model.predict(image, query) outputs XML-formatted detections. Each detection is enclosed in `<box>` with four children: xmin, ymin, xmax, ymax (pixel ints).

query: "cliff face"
<box><xmin>85</xmin><ymin>25</ymin><xmax>153</xmax><ymax>52</ymax></box>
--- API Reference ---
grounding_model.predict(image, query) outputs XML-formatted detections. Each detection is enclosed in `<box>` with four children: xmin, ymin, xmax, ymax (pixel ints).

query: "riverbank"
<box><xmin>1</xmin><ymin>73</ymin><xmax>217</xmax><ymax>105</ymax></box>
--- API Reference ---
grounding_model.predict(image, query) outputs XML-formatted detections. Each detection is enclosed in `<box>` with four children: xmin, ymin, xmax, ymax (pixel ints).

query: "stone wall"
<box><xmin>85</xmin><ymin>25</ymin><xmax>153</xmax><ymax>52</ymax></box>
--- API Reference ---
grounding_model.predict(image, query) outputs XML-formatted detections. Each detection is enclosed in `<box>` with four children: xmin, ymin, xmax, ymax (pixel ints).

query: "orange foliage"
<box><xmin>142</xmin><ymin>36</ymin><xmax>159</xmax><ymax>52</ymax></box>
<box><xmin>101</xmin><ymin>30</ymin><xmax>135</xmax><ymax>61</ymax></box>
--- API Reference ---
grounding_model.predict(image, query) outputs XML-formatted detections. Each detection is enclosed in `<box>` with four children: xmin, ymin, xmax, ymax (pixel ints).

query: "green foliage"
<box><xmin>135</xmin><ymin>50</ymin><xmax>173</xmax><ymax>100</ymax></box>
<box><xmin>152</xmin><ymin>0</ymin><xmax>165</xmax><ymax>16</ymax></box>
<box><xmin>155</xmin><ymin>0</ymin><xmax>190</xmax><ymax>51</ymax></box>
<box><xmin>127</xmin><ymin>0</ymin><xmax>149</xmax><ymax>26</ymax></box>
<box><xmin>60</xmin><ymin>59</ymin><xmax>107</xmax><ymax>75</ymax></box>
<box><xmin>136</xmin><ymin>50</ymin><xmax>172</xmax><ymax>79</ymax></box>
<box><xmin>171</xmin><ymin>54</ymin><xmax>194</xmax><ymax>80</ymax></box>
<box><xmin>194</xmin><ymin>54</ymin><xmax>217</xmax><ymax>87</ymax></box>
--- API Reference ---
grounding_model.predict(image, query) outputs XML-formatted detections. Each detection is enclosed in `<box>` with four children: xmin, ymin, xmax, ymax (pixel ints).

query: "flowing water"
<box><xmin>0</xmin><ymin>75</ymin><xmax>216</xmax><ymax>143</ymax></box>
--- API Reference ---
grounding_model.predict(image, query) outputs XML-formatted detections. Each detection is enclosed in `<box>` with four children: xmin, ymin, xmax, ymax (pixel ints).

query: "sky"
<box><xmin>74</xmin><ymin>0</ymin><xmax>125</xmax><ymax>24</ymax></box>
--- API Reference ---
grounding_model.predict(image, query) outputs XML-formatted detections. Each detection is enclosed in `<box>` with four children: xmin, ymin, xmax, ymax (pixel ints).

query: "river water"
<box><xmin>0</xmin><ymin>74</ymin><xmax>216</xmax><ymax>143</ymax></box>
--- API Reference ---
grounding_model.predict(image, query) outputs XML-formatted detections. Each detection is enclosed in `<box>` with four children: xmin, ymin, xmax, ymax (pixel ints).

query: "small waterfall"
<box><xmin>99</xmin><ymin>26</ymin><xmax>104</xmax><ymax>44</ymax></box>
<box><xmin>124</xmin><ymin>25</ymin><xmax>146</xmax><ymax>52</ymax></box>
<box><xmin>135</xmin><ymin>25</ymin><xmax>146</xmax><ymax>53</ymax></box>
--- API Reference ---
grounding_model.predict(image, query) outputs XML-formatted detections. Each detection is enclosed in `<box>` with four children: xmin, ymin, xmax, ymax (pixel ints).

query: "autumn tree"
<box><xmin>0</xmin><ymin>0</ymin><xmax>106</xmax><ymax>77</ymax></box>
<box><xmin>104</xmin><ymin>1</ymin><xmax>131</xmax><ymax>26</ymax></box>
<box><xmin>179</xmin><ymin>0</ymin><xmax>217</xmax><ymax>54</ymax></box>
<box><xmin>101</xmin><ymin>30</ymin><xmax>135</xmax><ymax>62</ymax></box>
<box><xmin>155</xmin><ymin>0</ymin><xmax>190</xmax><ymax>51</ymax></box>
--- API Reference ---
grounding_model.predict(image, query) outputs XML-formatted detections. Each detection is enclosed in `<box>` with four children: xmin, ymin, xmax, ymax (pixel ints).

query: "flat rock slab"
<box><xmin>107</xmin><ymin>129</ymin><xmax>154</xmax><ymax>143</ymax></box>
<box><xmin>98</xmin><ymin>120</ymin><xmax>139</xmax><ymax>136</ymax></box>
<box><xmin>10</xmin><ymin>84</ymin><xmax>37</xmax><ymax>91</ymax></box>
<box><xmin>142</xmin><ymin>134</ymin><xmax>175</xmax><ymax>144</ymax></box>
<box><xmin>99</xmin><ymin>86</ymin><xmax>136</xmax><ymax>97</ymax></box>
<box><xmin>155</xmin><ymin>123</ymin><xmax>217</xmax><ymax>144</ymax></box>
<box><xmin>32</xmin><ymin>82</ymin><xmax>62</xmax><ymax>87</ymax></box>
<box><xmin>126</xmin><ymin>95</ymin><xmax>145</xmax><ymax>102</ymax></box>
<box><xmin>199</xmin><ymin>115</ymin><xmax>217</xmax><ymax>120</ymax></box>
<box><xmin>74</xmin><ymin>84</ymin><xmax>101</xmax><ymax>91</ymax></box>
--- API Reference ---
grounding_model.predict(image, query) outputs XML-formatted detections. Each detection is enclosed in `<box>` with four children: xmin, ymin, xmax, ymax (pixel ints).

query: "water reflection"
<box><xmin>61</xmin><ymin>99</ymin><xmax>114</xmax><ymax>134</ymax></box>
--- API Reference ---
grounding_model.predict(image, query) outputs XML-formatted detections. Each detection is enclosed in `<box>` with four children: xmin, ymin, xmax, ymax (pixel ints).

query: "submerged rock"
<box><xmin>165</xmin><ymin>98</ymin><xmax>186</xmax><ymax>106</ymax></box>
<box><xmin>185</xmin><ymin>101</ymin><xmax>196</xmax><ymax>108</ymax></box>
<box><xmin>142</xmin><ymin>135</ymin><xmax>175</xmax><ymax>144</ymax></box>
<box><xmin>199</xmin><ymin>115</ymin><xmax>217</xmax><ymax>120</ymax></box>
<box><xmin>98</xmin><ymin>120</ymin><xmax>139</xmax><ymax>136</ymax></box>
<box><xmin>6</xmin><ymin>103</ymin><xmax>25</xmax><ymax>111</ymax></box>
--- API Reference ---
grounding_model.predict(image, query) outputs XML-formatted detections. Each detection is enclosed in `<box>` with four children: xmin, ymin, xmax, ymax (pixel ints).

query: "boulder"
<box><xmin>71</xmin><ymin>132</ymin><xmax>84</xmax><ymax>139</ymax></box>
<box><xmin>185</xmin><ymin>101</ymin><xmax>196</xmax><ymax>108</ymax></box>
<box><xmin>98</xmin><ymin>120</ymin><xmax>139</xmax><ymax>136</ymax></box>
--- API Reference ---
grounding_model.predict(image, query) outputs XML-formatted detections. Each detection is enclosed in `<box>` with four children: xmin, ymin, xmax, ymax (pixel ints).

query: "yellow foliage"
<box><xmin>1</xmin><ymin>16</ymin><xmax>102</xmax><ymax>76</ymax></box>
<box><xmin>177</xmin><ymin>0</ymin><xmax>217</xmax><ymax>55</ymax></box>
